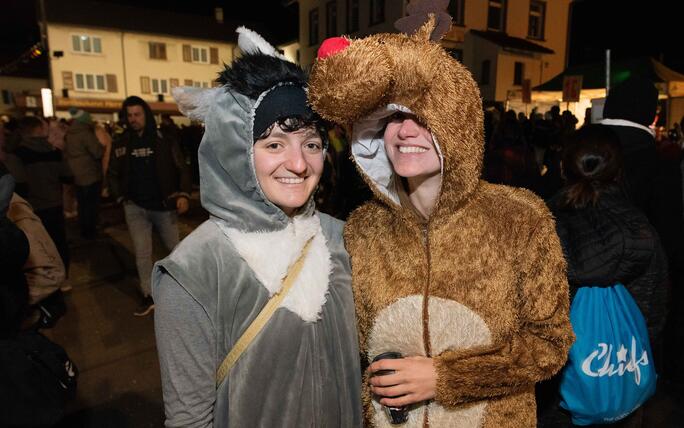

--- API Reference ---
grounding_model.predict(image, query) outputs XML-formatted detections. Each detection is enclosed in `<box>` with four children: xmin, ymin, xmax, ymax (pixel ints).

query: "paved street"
<box><xmin>44</xmin><ymin>196</ymin><xmax>207</xmax><ymax>428</ymax></box>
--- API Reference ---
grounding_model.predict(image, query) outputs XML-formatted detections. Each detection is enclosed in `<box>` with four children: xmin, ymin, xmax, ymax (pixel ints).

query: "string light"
<box><xmin>0</xmin><ymin>42</ymin><xmax>45</xmax><ymax>75</ymax></box>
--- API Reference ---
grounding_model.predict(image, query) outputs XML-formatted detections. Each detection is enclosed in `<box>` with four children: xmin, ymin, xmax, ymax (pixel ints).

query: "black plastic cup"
<box><xmin>372</xmin><ymin>352</ymin><xmax>409</xmax><ymax>424</ymax></box>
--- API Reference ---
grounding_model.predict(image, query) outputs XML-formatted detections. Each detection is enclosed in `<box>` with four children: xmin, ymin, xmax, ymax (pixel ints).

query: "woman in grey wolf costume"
<box><xmin>152</xmin><ymin>28</ymin><xmax>362</xmax><ymax>427</ymax></box>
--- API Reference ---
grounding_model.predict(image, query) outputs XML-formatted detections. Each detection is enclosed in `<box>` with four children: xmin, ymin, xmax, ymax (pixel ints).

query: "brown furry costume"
<box><xmin>308</xmin><ymin>9</ymin><xmax>575</xmax><ymax>428</ymax></box>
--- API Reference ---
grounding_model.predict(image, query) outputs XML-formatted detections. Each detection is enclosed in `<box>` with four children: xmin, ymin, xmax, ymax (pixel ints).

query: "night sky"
<box><xmin>1</xmin><ymin>0</ymin><xmax>680</xmax><ymax>75</ymax></box>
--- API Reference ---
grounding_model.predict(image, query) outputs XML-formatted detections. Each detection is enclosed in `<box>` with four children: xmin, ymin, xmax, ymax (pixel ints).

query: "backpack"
<box><xmin>559</xmin><ymin>284</ymin><xmax>656</xmax><ymax>425</ymax></box>
<box><xmin>0</xmin><ymin>330</ymin><xmax>78</xmax><ymax>427</ymax></box>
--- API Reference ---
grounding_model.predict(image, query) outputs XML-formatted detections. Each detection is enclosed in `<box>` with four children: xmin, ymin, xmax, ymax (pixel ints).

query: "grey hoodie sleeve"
<box><xmin>154</xmin><ymin>273</ymin><xmax>217</xmax><ymax>428</ymax></box>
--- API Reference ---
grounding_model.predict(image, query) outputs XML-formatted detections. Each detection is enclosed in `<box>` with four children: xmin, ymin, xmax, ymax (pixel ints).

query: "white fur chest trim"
<box><xmin>222</xmin><ymin>215</ymin><xmax>331</xmax><ymax>322</ymax></box>
<box><xmin>367</xmin><ymin>295</ymin><xmax>492</xmax><ymax>428</ymax></box>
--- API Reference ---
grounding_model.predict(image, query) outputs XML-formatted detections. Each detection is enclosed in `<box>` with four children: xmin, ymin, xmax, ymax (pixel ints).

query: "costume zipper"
<box><xmin>421</xmin><ymin>222</ymin><xmax>432</xmax><ymax>428</ymax></box>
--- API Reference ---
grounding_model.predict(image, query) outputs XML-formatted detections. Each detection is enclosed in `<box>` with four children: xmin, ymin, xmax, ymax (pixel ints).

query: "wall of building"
<box><xmin>278</xmin><ymin>40</ymin><xmax>300</xmax><ymax>64</ymax></box>
<box><xmin>464</xmin><ymin>34</ymin><xmax>499</xmax><ymax>102</ymax></box>
<box><xmin>48</xmin><ymin>24</ymin><xmax>126</xmax><ymax>100</ymax></box>
<box><xmin>47</xmin><ymin>23</ymin><xmax>235</xmax><ymax>113</ymax></box>
<box><xmin>295</xmin><ymin>0</ymin><xmax>572</xmax><ymax>103</ymax></box>
<box><xmin>298</xmin><ymin>0</ymin><xmax>407</xmax><ymax>69</ymax></box>
<box><xmin>121</xmin><ymin>32</ymin><xmax>233</xmax><ymax>103</ymax></box>
<box><xmin>0</xmin><ymin>76</ymin><xmax>48</xmax><ymax>115</ymax></box>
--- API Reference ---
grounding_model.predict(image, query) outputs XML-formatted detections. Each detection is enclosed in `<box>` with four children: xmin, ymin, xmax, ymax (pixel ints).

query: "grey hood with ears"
<box><xmin>174</xmin><ymin>85</ymin><xmax>294</xmax><ymax>233</ymax></box>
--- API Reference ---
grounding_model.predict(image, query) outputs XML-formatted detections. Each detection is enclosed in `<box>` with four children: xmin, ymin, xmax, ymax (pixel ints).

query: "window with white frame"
<box><xmin>74</xmin><ymin>73</ymin><xmax>106</xmax><ymax>91</ymax></box>
<box><xmin>528</xmin><ymin>0</ymin><xmax>546</xmax><ymax>40</ymax></box>
<box><xmin>151</xmin><ymin>78</ymin><xmax>170</xmax><ymax>94</ymax></box>
<box><xmin>487</xmin><ymin>0</ymin><xmax>506</xmax><ymax>32</ymax></box>
<box><xmin>71</xmin><ymin>34</ymin><xmax>102</xmax><ymax>54</ymax></box>
<box><xmin>191</xmin><ymin>46</ymin><xmax>209</xmax><ymax>63</ymax></box>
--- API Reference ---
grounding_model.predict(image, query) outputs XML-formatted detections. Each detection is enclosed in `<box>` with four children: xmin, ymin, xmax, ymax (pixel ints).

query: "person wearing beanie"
<box><xmin>68</xmin><ymin>107</ymin><xmax>92</xmax><ymax>125</ymax></box>
<box><xmin>151</xmin><ymin>27</ymin><xmax>361</xmax><ymax>427</ymax></box>
<box><xmin>601</xmin><ymin>75</ymin><xmax>684</xmax><ymax>384</ymax></box>
<box><xmin>65</xmin><ymin>107</ymin><xmax>104</xmax><ymax>239</ymax></box>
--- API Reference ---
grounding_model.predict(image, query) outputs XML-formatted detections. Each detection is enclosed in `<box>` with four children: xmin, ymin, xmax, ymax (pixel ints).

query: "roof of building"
<box><xmin>469</xmin><ymin>30</ymin><xmax>555</xmax><ymax>55</ymax></box>
<box><xmin>44</xmin><ymin>0</ymin><xmax>266</xmax><ymax>44</ymax></box>
<box><xmin>534</xmin><ymin>56</ymin><xmax>684</xmax><ymax>91</ymax></box>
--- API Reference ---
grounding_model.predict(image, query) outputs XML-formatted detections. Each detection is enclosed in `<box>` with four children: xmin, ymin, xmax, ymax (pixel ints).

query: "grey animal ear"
<box><xmin>172</xmin><ymin>86</ymin><xmax>222</xmax><ymax>122</ymax></box>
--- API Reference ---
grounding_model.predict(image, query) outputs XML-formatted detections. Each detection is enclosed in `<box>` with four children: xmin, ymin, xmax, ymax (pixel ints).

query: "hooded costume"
<box><xmin>308</xmin><ymin>3</ymin><xmax>574</xmax><ymax>427</ymax></box>
<box><xmin>152</xmin><ymin>28</ymin><xmax>361</xmax><ymax>427</ymax></box>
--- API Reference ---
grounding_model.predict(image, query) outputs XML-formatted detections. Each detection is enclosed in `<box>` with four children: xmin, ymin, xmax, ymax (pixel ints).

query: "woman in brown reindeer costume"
<box><xmin>308</xmin><ymin>1</ymin><xmax>574</xmax><ymax>427</ymax></box>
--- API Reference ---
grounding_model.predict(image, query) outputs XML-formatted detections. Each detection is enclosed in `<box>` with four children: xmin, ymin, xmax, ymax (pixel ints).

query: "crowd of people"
<box><xmin>2</xmin><ymin>19</ymin><xmax>684</xmax><ymax>428</ymax></box>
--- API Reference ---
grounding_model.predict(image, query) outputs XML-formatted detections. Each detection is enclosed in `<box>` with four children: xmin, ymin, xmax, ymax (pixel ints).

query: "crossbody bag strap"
<box><xmin>215</xmin><ymin>236</ymin><xmax>314</xmax><ymax>388</ymax></box>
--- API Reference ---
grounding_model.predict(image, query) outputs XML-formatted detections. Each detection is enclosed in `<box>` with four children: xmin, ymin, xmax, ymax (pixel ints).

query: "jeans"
<box><xmin>123</xmin><ymin>201</ymin><xmax>179</xmax><ymax>297</ymax></box>
<box><xmin>75</xmin><ymin>181</ymin><xmax>101</xmax><ymax>239</ymax></box>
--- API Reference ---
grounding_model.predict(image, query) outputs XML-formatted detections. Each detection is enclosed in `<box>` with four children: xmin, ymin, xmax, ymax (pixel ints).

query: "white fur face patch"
<box><xmin>220</xmin><ymin>215</ymin><xmax>331</xmax><ymax>322</ymax></box>
<box><xmin>367</xmin><ymin>295</ymin><xmax>492</xmax><ymax>427</ymax></box>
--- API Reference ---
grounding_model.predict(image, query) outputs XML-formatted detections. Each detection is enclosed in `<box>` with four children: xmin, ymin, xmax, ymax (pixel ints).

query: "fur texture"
<box><xmin>217</xmin><ymin>53</ymin><xmax>306</xmax><ymax>100</ymax></box>
<box><xmin>308</xmin><ymin>16</ymin><xmax>575</xmax><ymax>428</ymax></box>
<box><xmin>221</xmin><ymin>215</ymin><xmax>331</xmax><ymax>322</ymax></box>
<box><xmin>171</xmin><ymin>86</ymin><xmax>222</xmax><ymax>122</ymax></box>
<box><xmin>236</xmin><ymin>26</ymin><xmax>288</xmax><ymax>60</ymax></box>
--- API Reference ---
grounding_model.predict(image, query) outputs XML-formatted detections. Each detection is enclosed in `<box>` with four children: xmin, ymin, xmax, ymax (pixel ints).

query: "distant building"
<box><xmin>295</xmin><ymin>0</ymin><xmax>572</xmax><ymax>106</ymax></box>
<box><xmin>0</xmin><ymin>75</ymin><xmax>48</xmax><ymax>116</ymax></box>
<box><xmin>13</xmin><ymin>0</ymin><xmax>241</xmax><ymax>121</ymax></box>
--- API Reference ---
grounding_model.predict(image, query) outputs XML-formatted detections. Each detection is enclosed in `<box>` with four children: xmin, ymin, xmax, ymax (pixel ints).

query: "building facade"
<box><xmin>296</xmin><ymin>0</ymin><xmax>572</xmax><ymax>105</ymax></box>
<box><xmin>27</xmin><ymin>1</ymin><xmax>240</xmax><ymax>121</ymax></box>
<box><xmin>0</xmin><ymin>75</ymin><xmax>48</xmax><ymax>116</ymax></box>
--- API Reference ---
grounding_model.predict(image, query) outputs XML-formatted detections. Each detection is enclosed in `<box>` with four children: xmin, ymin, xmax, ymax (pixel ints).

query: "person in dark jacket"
<box><xmin>65</xmin><ymin>108</ymin><xmax>105</xmax><ymax>239</ymax></box>
<box><xmin>601</xmin><ymin>75</ymin><xmax>684</xmax><ymax>384</ymax></box>
<box><xmin>539</xmin><ymin>124</ymin><xmax>668</xmax><ymax>427</ymax></box>
<box><xmin>11</xmin><ymin>116</ymin><xmax>72</xmax><ymax>273</ymax></box>
<box><xmin>108</xmin><ymin>96</ymin><xmax>192</xmax><ymax>316</ymax></box>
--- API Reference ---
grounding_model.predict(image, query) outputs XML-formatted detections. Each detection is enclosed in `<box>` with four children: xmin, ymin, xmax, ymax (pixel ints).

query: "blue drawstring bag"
<box><xmin>559</xmin><ymin>284</ymin><xmax>657</xmax><ymax>425</ymax></box>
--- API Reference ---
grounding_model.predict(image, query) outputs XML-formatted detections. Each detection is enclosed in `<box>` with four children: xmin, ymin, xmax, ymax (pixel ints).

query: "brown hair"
<box><xmin>562</xmin><ymin>124</ymin><xmax>623</xmax><ymax>208</ymax></box>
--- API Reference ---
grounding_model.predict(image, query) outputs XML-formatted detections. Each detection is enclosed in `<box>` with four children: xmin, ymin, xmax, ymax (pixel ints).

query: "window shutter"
<box><xmin>170</xmin><ymin>78</ymin><xmax>179</xmax><ymax>88</ymax></box>
<box><xmin>62</xmin><ymin>71</ymin><xmax>74</xmax><ymax>90</ymax></box>
<box><xmin>184</xmin><ymin>79</ymin><xmax>193</xmax><ymax>86</ymax></box>
<box><xmin>210</xmin><ymin>47</ymin><xmax>219</xmax><ymax>64</ymax></box>
<box><xmin>140</xmin><ymin>76</ymin><xmax>151</xmax><ymax>94</ymax></box>
<box><xmin>106</xmin><ymin>74</ymin><xmax>118</xmax><ymax>93</ymax></box>
<box><xmin>182</xmin><ymin>44</ymin><xmax>192</xmax><ymax>62</ymax></box>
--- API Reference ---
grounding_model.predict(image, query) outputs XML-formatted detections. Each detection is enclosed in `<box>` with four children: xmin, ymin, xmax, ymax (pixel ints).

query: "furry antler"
<box><xmin>394</xmin><ymin>0</ymin><xmax>452</xmax><ymax>41</ymax></box>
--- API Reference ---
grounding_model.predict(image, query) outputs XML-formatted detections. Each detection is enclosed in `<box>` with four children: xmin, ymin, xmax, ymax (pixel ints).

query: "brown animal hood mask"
<box><xmin>308</xmin><ymin>3</ymin><xmax>484</xmax><ymax>214</ymax></box>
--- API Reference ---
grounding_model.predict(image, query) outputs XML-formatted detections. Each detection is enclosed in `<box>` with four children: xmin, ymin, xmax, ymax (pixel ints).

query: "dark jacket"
<box><xmin>0</xmin><ymin>215</ymin><xmax>30</xmax><ymax>339</ymax></box>
<box><xmin>64</xmin><ymin>121</ymin><xmax>104</xmax><ymax>186</ymax></box>
<box><xmin>11</xmin><ymin>137</ymin><xmax>72</xmax><ymax>211</ymax></box>
<box><xmin>108</xmin><ymin>129</ymin><xmax>191</xmax><ymax>209</ymax></box>
<box><xmin>548</xmin><ymin>186</ymin><xmax>669</xmax><ymax>340</ymax></box>
<box><xmin>605</xmin><ymin>124</ymin><xmax>684</xmax><ymax>279</ymax></box>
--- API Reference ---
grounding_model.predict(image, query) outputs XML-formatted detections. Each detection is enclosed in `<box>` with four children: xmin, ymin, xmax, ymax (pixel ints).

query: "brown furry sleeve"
<box><xmin>433</xmin><ymin>219</ymin><xmax>575</xmax><ymax>406</ymax></box>
<box><xmin>343</xmin><ymin>212</ymin><xmax>376</xmax><ymax>427</ymax></box>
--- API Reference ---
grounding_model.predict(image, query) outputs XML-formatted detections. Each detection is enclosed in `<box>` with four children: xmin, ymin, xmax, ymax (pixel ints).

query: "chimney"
<box><xmin>215</xmin><ymin>7</ymin><xmax>224</xmax><ymax>24</ymax></box>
